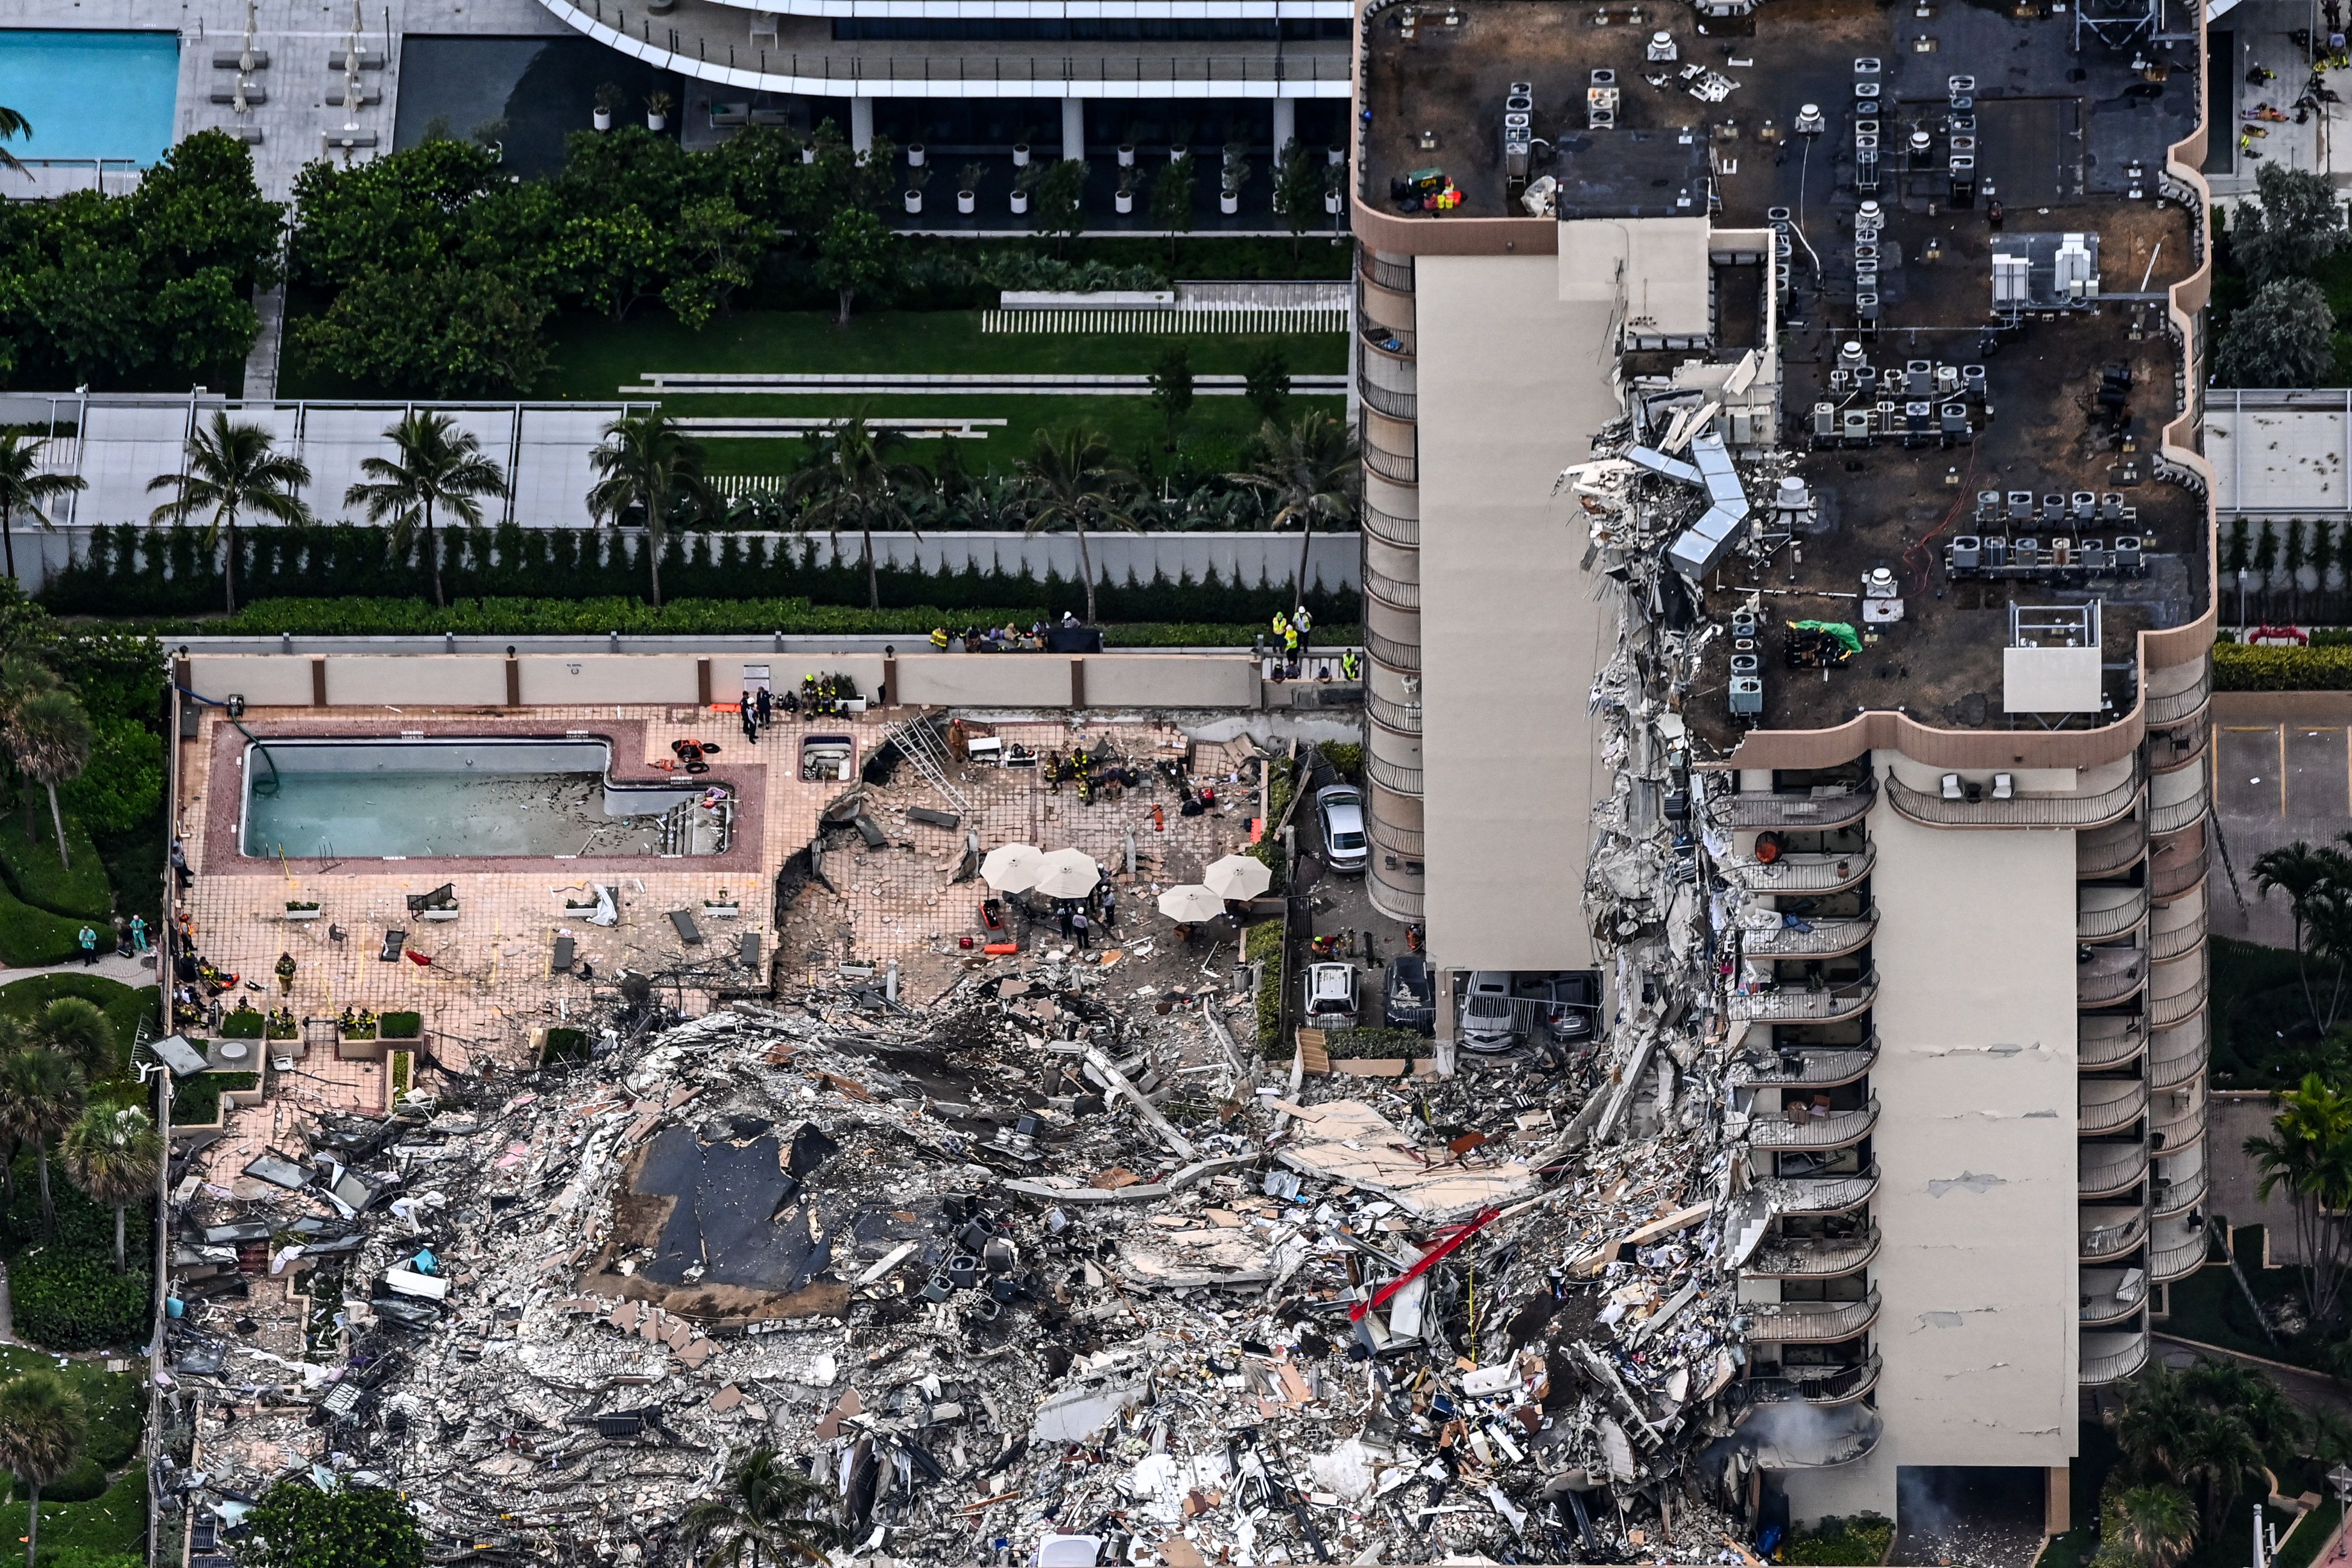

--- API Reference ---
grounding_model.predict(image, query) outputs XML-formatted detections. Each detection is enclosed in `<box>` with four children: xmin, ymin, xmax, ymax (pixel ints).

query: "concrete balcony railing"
<box><xmin>2079</xmin><ymin>818</ymin><xmax>2150</xmax><ymax>880</ymax></box>
<box><xmin>1721</xmin><ymin>778</ymin><xmax>1876</xmax><ymax>832</ymax></box>
<box><xmin>1747</xmin><ymin>1290</ymin><xmax>1880</xmax><ymax>1343</ymax></box>
<box><xmin>1760</xmin><ymin>1165</ymin><xmax>1879</xmax><ymax>1216</ymax></box>
<box><xmin>1750</xmin><ymin>1098</ymin><xmax>1880</xmax><ymax>1152</ymax></box>
<box><xmin>2081</xmin><ymin>1078</ymin><xmax>2150</xmax><ymax>1136</ymax></box>
<box><xmin>1722</xmin><ymin>844</ymin><xmax>1874</xmax><ymax>895</ymax></box>
<box><xmin>1729</xmin><ymin>972</ymin><xmax>1878</xmax><ymax>1025</ymax></box>
<box><xmin>2079</xmin><ymin>886</ymin><xmax>2151</xmax><ymax>941</ymax></box>
<box><xmin>1361</xmin><ymin>501</ymin><xmax>1418</xmax><ymax>549</ymax></box>
<box><xmin>2152</xmin><ymin>905</ymin><xmax>2210</xmax><ymax>963</ymax></box>
<box><xmin>2080</xmin><ymin>1139</ymin><xmax>2151</xmax><ymax>1198</ymax></box>
<box><xmin>2081</xmin><ymin>1266</ymin><xmax>2152</xmax><ymax>1326</ymax></box>
<box><xmin>2078</xmin><ymin>950</ymin><xmax>2148</xmax><ymax>1009</ymax></box>
<box><xmin>2153</xmin><ymin>1148</ymin><xmax>2208</xmax><ymax>1218</ymax></box>
<box><xmin>2079</xmin><ymin>1017</ymin><xmax>2149</xmax><ymax>1072</ymax></box>
<box><xmin>2149</xmin><ymin>1215</ymin><xmax>2210</xmax><ymax>1282</ymax></box>
<box><xmin>1730</xmin><ymin>1040</ymin><xmax>1878</xmax><ymax>1089</ymax></box>
<box><xmin>1886</xmin><ymin>765</ymin><xmax>2142</xmax><ymax>830</ymax></box>
<box><xmin>1744</xmin><ymin>1227</ymin><xmax>1881</xmax><ymax>1279</ymax></box>
<box><xmin>1364</xmin><ymin>753</ymin><xmax>1423</xmax><ymax>798</ymax></box>
<box><xmin>1743</xmin><ymin>912</ymin><xmax>1879</xmax><ymax>960</ymax></box>
<box><xmin>2144</xmin><ymin>663</ymin><xmax>2212</xmax><ymax>729</ymax></box>
<box><xmin>1366</xmin><ymin>692</ymin><xmax>1423</xmax><ymax>735</ymax></box>
<box><xmin>2149</xmin><ymin>1020</ymin><xmax>2206</xmax><ymax>1090</ymax></box>
<box><xmin>2081</xmin><ymin>1207</ymin><xmax>2149</xmax><ymax>1260</ymax></box>
<box><xmin>1362</xmin><ymin>564</ymin><xmax>1420</xmax><ymax>611</ymax></box>
<box><xmin>1739</xmin><ymin>1353</ymin><xmax>1883</xmax><ymax>1408</ymax></box>
<box><xmin>2150</xmin><ymin>968</ymin><xmax>2207</xmax><ymax>1028</ymax></box>
<box><xmin>1363</xmin><ymin>627</ymin><xmax>1420</xmax><ymax>674</ymax></box>
<box><xmin>2082</xmin><ymin>1326</ymin><xmax>2153</xmax><ymax>1386</ymax></box>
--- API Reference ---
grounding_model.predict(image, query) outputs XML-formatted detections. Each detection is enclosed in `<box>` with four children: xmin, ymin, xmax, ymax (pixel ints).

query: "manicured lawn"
<box><xmin>0</xmin><ymin>888</ymin><xmax>99</xmax><ymax>970</ymax></box>
<box><xmin>0</xmin><ymin>975</ymin><xmax>158</xmax><ymax>1082</ymax></box>
<box><xmin>0</xmin><ymin>1345</ymin><xmax>149</xmax><ymax>1563</ymax></box>
<box><xmin>0</xmin><ymin>814</ymin><xmax>113</xmax><ymax>923</ymax></box>
<box><xmin>0</xmin><ymin>1470</ymin><xmax>147</xmax><ymax>1560</ymax></box>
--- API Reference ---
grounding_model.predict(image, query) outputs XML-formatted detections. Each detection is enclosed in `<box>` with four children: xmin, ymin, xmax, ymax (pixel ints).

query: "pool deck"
<box><xmin>172</xmin><ymin>697</ymin><xmax>1260</xmax><ymax>1180</ymax></box>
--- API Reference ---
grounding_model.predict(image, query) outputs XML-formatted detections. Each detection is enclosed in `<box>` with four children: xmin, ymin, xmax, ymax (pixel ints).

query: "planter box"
<box><xmin>338</xmin><ymin>1035</ymin><xmax>386</xmax><ymax>1061</ymax></box>
<box><xmin>417</xmin><ymin>908</ymin><xmax>461</xmax><ymax>922</ymax></box>
<box><xmin>703</xmin><ymin>903</ymin><xmax>741</xmax><ymax>917</ymax></box>
<box><xmin>283</xmin><ymin>907</ymin><xmax>323</xmax><ymax>922</ymax></box>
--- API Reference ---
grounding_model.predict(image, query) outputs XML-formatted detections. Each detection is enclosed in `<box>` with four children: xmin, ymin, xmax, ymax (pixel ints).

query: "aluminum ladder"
<box><xmin>881</xmin><ymin>713</ymin><xmax>971</xmax><ymax>817</ymax></box>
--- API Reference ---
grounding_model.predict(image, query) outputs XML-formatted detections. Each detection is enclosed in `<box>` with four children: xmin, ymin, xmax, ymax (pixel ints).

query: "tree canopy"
<box><xmin>241</xmin><ymin>1480</ymin><xmax>426</xmax><ymax>1568</ymax></box>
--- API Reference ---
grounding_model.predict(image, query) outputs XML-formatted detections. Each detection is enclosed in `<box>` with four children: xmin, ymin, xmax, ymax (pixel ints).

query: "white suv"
<box><xmin>1301</xmin><ymin>962</ymin><xmax>1359</xmax><ymax>1029</ymax></box>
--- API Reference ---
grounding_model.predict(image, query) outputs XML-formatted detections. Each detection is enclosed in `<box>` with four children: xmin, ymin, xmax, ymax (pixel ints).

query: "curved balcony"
<box><xmin>2079</xmin><ymin>818</ymin><xmax>2150</xmax><ymax>880</ymax></box>
<box><xmin>2079</xmin><ymin>1139</ymin><xmax>2151</xmax><ymax>1198</ymax></box>
<box><xmin>2150</xmin><ymin>967</ymin><xmax>2207</xmax><ymax>1029</ymax></box>
<box><xmin>1364</xmin><ymin>753</ymin><xmax>1423</xmax><ymax>798</ymax></box>
<box><xmin>1730</xmin><ymin>1040</ymin><xmax>1878</xmax><ymax>1089</ymax></box>
<box><xmin>1739</xmin><ymin>1403</ymin><xmax>1884</xmax><ymax>1468</ymax></box>
<box><xmin>2081</xmin><ymin>1078</ymin><xmax>2150</xmax><ymax>1136</ymax></box>
<box><xmin>2081</xmin><ymin>1207</ymin><xmax>2148</xmax><ymax>1261</ymax></box>
<box><xmin>1358</xmin><ymin>379</ymin><xmax>1416</xmax><ymax>421</ymax></box>
<box><xmin>1362</xmin><ymin>501</ymin><xmax>1418</xmax><ymax>548</ymax></box>
<box><xmin>1363</xmin><ymin>564</ymin><xmax>1420</xmax><ymax>611</ymax></box>
<box><xmin>1747</xmin><ymin>1290</ymin><xmax>1880</xmax><ymax>1343</ymax></box>
<box><xmin>2082</xmin><ymin>1325</ymin><xmax>2152</xmax><ymax>1386</ymax></box>
<box><xmin>2152</xmin><ymin>905</ymin><xmax>2209</xmax><ymax>963</ymax></box>
<box><xmin>2079</xmin><ymin>886</ymin><xmax>2151</xmax><ymax>941</ymax></box>
<box><xmin>1359</xmin><ymin>314</ymin><xmax>1415</xmax><ymax>359</ymax></box>
<box><xmin>1367</xmin><ymin>692</ymin><xmax>1423</xmax><ymax>736</ymax></box>
<box><xmin>2078</xmin><ymin>950</ymin><xmax>2148</xmax><ymax>1009</ymax></box>
<box><xmin>2144</xmin><ymin>663</ymin><xmax>2212</xmax><ymax>729</ymax></box>
<box><xmin>1367</xmin><ymin>857</ymin><xmax>1424</xmax><ymax>922</ymax></box>
<box><xmin>1739</xmin><ymin>1354</ymin><xmax>1883</xmax><ymax>1409</ymax></box>
<box><xmin>2148</xmin><ymin>719</ymin><xmax>2210</xmax><ymax>774</ymax></box>
<box><xmin>1365</xmin><ymin>812</ymin><xmax>1423</xmax><ymax>858</ymax></box>
<box><xmin>1743</xmin><ymin>912</ymin><xmax>1879</xmax><ymax>960</ymax></box>
<box><xmin>2151</xmin><ymin>828</ymin><xmax>2209</xmax><ymax>902</ymax></box>
<box><xmin>1721</xmin><ymin>779</ymin><xmax>1875</xmax><ymax>832</ymax></box>
<box><xmin>1744</xmin><ymin>1227</ymin><xmax>1881</xmax><ymax>1279</ymax></box>
<box><xmin>1359</xmin><ymin>249</ymin><xmax>1416</xmax><ymax>294</ymax></box>
<box><xmin>1886</xmin><ymin>765</ymin><xmax>2143</xmax><ymax>830</ymax></box>
<box><xmin>2152</xmin><ymin>1147</ymin><xmax>2208</xmax><ymax>1218</ymax></box>
<box><xmin>1723</xmin><ymin>844</ymin><xmax>1875</xmax><ymax>895</ymax></box>
<box><xmin>2081</xmin><ymin>1266</ymin><xmax>2152</xmax><ymax>1326</ymax></box>
<box><xmin>2149</xmin><ymin>771</ymin><xmax>2210</xmax><ymax>837</ymax></box>
<box><xmin>1762</xmin><ymin>1165</ymin><xmax>1879</xmax><ymax>1216</ymax></box>
<box><xmin>2151</xmin><ymin>1079</ymin><xmax>2207</xmax><ymax>1154</ymax></box>
<box><xmin>1729</xmin><ymin>972</ymin><xmax>1879</xmax><ymax>1025</ymax></box>
<box><xmin>1751</xmin><ymin>1098</ymin><xmax>1880</xmax><ymax>1152</ymax></box>
<box><xmin>2079</xmin><ymin>1016</ymin><xmax>2148</xmax><ymax>1071</ymax></box>
<box><xmin>2149</xmin><ymin>1213</ymin><xmax>2209</xmax><ymax>1282</ymax></box>
<box><xmin>2148</xmin><ymin>1019</ymin><xmax>2206</xmax><ymax>1091</ymax></box>
<box><xmin>1362</xmin><ymin>420</ymin><xmax>1417</xmax><ymax>484</ymax></box>
<box><xmin>1363</xmin><ymin>627</ymin><xmax>1420</xmax><ymax>673</ymax></box>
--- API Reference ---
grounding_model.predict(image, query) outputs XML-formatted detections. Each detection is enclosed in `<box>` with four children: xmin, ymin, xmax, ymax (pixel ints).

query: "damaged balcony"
<box><xmin>1728</xmin><ymin>1040</ymin><xmax>1877</xmax><ymax>1089</ymax></box>
<box><xmin>2081</xmin><ymin>1078</ymin><xmax>2149</xmax><ymax>1136</ymax></box>
<box><xmin>2078</xmin><ymin>949</ymin><xmax>2148</xmax><ymax>1009</ymax></box>
<box><xmin>2082</xmin><ymin>1325</ymin><xmax>2154</xmax><ymax>1386</ymax></box>
<box><xmin>2079</xmin><ymin>1266</ymin><xmax>2150</xmax><ymax>1327</ymax></box>
<box><xmin>2078</xmin><ymin>818</ymin><xmax>2150</xmax><ymax>880</ymax></box>
<box><xmin>1720</xmin><ymin>779</ymin><xmax>1874</xmax><ymax>832</ymax></box>
<box><xmin>2153</xmin><ymin>1145</ymin><xmax>2208</xmax><ymax>1218</ymax></box>
<box><xmin>1736</xmin><ymin>1353</ymin><xmax>1883</xmax><ymax>1409</ymax></box>
<box><xmin>1759</xmin><ymin>1165</ymin><xmax>1879</xmax><ymax>1216</ymax></box>
<box><xmin>1745</xmin><ymin>1290</ymin><xmax>1880</xmax><ymax>1343</ymax></box>
<box><xmin>1728</xmin><ymin>972</ymin><xmax>1877</xmax><ymax>1025</ymax></box>
<box><xmin>1743</xmin><ymin>1225</ymin><xmax>1880</xmax><ymax>1279</ymax></box>
<box><xmin>2079</xmin><ymin>1139</ymin><xmax>2151</xmax><ymax>1199</ymax></box>
<box><xmin>2079</xmin><ymin>885</ymin><xmax>2150</xmax><ymax>942</ymax></box>
<box><xmin>2081</xmin><ymin>1207</ymin><xmax>2149</xmax><ymax>1262</ymax></box>
<box><xmin>2148</xmin><ymin>1211</ymin><xmax>2210</xmax><ymax>1283</ymax></box>
<box><xmin>1749</xmin><ymin>1097</ymin><xmax>1879</xmax><ymax>1152</ymax></box>
<box><xmin>1737</xmin><ymin>1402</ymin><xmax>1884</xmax><ymax>1469</ymax></box>
<box><xmin>2079</xmin><ymin>1016</ymin><xmax>2148</xmax><ymax>1072</ymax></box>
<box><xmin>1742</xmin><ymin>912</ymin><xmax>1878</xmax><ymax>960</ymax></box>
<box><xmin>1885</xmin><ymin>765</ymin><xmax>2143</xmax><ymax>831</ymax></box>
<box><xmin>1721</xmin><ymin>843</ymin><xmax>1874</xmax><ymax>895</ymax></box>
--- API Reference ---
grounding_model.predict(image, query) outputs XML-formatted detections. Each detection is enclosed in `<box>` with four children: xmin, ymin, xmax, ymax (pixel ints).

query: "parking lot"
<box><xmin>2210</xmin><ymin>693</ymin><xmax>2352</xmax><ymax>948</ymax></box>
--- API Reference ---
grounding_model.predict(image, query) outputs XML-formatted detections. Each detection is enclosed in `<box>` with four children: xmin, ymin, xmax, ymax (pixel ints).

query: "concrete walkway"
<box><xmin>0</xmin><ymin>953</ymin><xmax>161</xmax><ymax>990</ymax></box>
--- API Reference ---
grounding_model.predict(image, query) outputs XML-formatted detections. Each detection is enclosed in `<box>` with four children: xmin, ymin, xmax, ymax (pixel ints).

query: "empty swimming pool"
<box><xmin>240</xmin><ymin>740</ymin><xmax>731</xmax><ymax>859</ymax></box>
<box><xmin>0</xmin><ymin>33</ymin><xmax>181</xmax><ymax>165</ymax></box>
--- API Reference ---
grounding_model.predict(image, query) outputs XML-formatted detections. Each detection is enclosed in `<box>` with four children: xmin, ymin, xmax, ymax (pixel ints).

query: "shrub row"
<box><xmin>10</xmin><ymin>1249</ymin><xmax>151</xmax><ymax>1353</ymax></box>
<box><xmin>48</xmin><ymin>523</ymin><xmax>1359</xmax><ymax>628</ymax></box>
<box><xmin>2214</xmin><ymin>641</ymin><xmax>2352</xmax><ymax>689</ymax></box>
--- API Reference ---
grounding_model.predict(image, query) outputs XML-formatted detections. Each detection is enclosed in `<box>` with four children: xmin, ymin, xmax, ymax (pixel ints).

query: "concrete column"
<box><xmin>1271</xmin><ymin>96</ymin><xmax>1297</xmax><ymax>154</ymax></box>
<box><xmin>1061</xmin><ymin>98</ymin><xmax>1086</xmax><ymax>161</ymax></box>
<box><xmin>850</xmin><ymin>96</ymin><xmax>874</xmax><ymax>157</ymax></box>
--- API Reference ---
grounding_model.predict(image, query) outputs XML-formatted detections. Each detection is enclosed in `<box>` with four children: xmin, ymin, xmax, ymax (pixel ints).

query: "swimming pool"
<box><xmin>0</xmin><ymin>31</ymin><xmax>181</xmax><ymax>166</ymax></box>
<box><xmin>240</xmin><ymin>740</ymin><xmax>730</xmax><ymax>860</ymax></box>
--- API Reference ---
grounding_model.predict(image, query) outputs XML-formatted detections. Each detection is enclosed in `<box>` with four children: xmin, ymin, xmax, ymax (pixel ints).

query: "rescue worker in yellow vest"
<box><xmin>929</xmin><ymin>627</ymin><xmax>950</xmax><ymax>651</ymax></box>
<box><xmin>1340</xmin><ymin>648</ymin><xmax>1362</xmax><ymax>681</ymax></box>
<box><xmin>1271</xmin><ymin>610</ymin><xmax>1289</xmax><ymax>646</ymax></box>
<box><xmin>1282</xmin><ymin>621</ymin><xmax>1300</xmax><ymax>665</ymax></box>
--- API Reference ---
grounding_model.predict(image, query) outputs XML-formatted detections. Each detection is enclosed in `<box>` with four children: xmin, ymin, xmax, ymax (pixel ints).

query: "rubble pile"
<box><xmin>162</xmin><ymin>805</ymin><xmax>1786</xmax><ymax>1566</ymax></box>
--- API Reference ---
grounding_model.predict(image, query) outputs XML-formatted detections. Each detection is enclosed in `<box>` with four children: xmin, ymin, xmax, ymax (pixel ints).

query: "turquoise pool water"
<box><xmin>0</xmin><ymin>31</ymin><xmax>181</xmax><ymax>165</ymax></box>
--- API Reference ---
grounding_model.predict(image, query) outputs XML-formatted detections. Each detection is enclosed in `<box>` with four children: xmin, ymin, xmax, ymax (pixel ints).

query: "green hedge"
<box><xmin>221</xmin><ymin>1009</ymin><xmax>264</xmax><ymax>1038</ymax></box>
<box><xmin>49</xmin><ymin>523</ymin><xmax>1360</xmax><ymax>630</ymax></box>
<box><xmin>1</xmin><ymin>1165</ymin><xmax>154</xmax><ymax>1353</ymax></box>
<box><xmin>1781</xmin><ymin>1514</ymin><xmax>1894</xmax><ymax>1566</ymax></box>
<box><xmin>1323</xmin><ymin>1026</ymin><xmax>1423</xmax><ymax>1060</ymax></box>
<box><xmin>0</xmin><ymin>815</ymin><xmax>111</xmax><ymax>922</ymax></box>
<box><xmin>1247</xmin><ymin>919</ymin><xmax>1285</xmax><ymax>1054</ymax></box>
<box><xmin>0</xmin><ymin>883</ymin><xmax>93</xmax><ymax>969</ymax></box>
<box><xmin>171</xmin><ymin>1070</ymin><xmax>256</xmax><ymax>1127</ymax></box>
<box><xmin>2215</xmin><ymin>642</ymin><xmax>2352</xmax><ymax>690</ymax></box>
<box><xmin>381</xmin><ymin>1011</ymin><xmax>422</xmax><ymax>1040</ymax></box>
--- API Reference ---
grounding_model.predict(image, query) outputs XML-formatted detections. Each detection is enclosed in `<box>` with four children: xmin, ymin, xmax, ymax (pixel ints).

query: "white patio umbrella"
<box><xmin>979</xmin><ymin>842</ymin><xmax>1046</xmax><ymax>892</ymax></box>
<box><xmin>1157</xmin><ymin>884</ymin><xmax>1228</xmax><ymax>923</ymax></box>
<box><xmin>1203</xmin><ymin>853</ymin><xmax>1273</xmax><ymax>902</ymax></box>
<box><xmin>1031</xmin><ymin>847</ymin><xmax>1104</xmax><ymax>900</ymax></box>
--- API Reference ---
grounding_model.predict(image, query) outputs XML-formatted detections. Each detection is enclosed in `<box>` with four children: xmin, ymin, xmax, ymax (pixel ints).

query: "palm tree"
<box><xmin>2179</xmin><ymin>1360</ymin><xmax>2307</xmax><ymax>1458</ymax></box>
<box><xmin>147</xmin><ymin>412</ymin><xmax>314</xmax><ymax>616</ymax></box>
<box><xmin>585</xmin><ymin>413</ymin><xmax>718</xmax><ymax>609</ymax></box>
<box><xmin>1016</xmin><ymin>428</ymin><xmax>1139</xmax><ymax>626</ymax></box>
<box><xmin>2251</xmin><ymin>840</ymin><xmax>2352</xmax><ymax>1029</ymax></box>
<box><xmin>2174</xmin><ymin>1407</ymin><xmax>2264</xmax><ymax>1534</ymax></box>
<box><xmin>343</xmin><ymin>411</ymin><xmax>510</xmax><ymax>610</ymax></box>
<box><xmin>782</xmin><ymin>411</ymin><xmax>926</xmax><ymax>612</ymax></box>
<box><xmin>2246</xmin><ymin>1072</ymin><xmax>2352</xmax><ymax>1324</ymax></box>
<box><xmin>4</xmin><ymin>688</ymin><xmax>89</xmax><ymax>870</ymax></box>
<box><xmin>34</xmin><ymin>999</ymin><xmax>112</xmax><ymax>1083</ymax></box>
<box><xmin>2110</xmin><ymin>1366</ymin><xmax>2205</xmax><ymax>1482</ymax></box>
<box><xmin>0</xmin><ymin>107</ymin><xmax>28</xmax><ymax>177</ymax></box>
<box><xmin>0</xmin><ymin>432</ymin><xmax>85</xmax><ymax>586</ymax></box>
<box><xmin>1227</xmin><ymin>411</ymin><xmax>1360</xmax><ymax>620</ymax></box>
<box><xmin>0</xmin><ymin>1049</ymin><xmax>84</xmax><ymax>1237</ymax></box>
<box><xmin>0</xmin><ymin>1370</ymin><xmax>86</xmax><ymax>1568</ymax></box>
<box><xmin>2107</xmin><ymin>1485</ymin><xmax>2196</xmax><ymax>1568</ymax></box>
<box><xmin>678</xmin><ymin>1445</ymin><xmax>844</xmax><ymax>1567</ymax></box>
<box><xmin>62</xmin><ymin>1105</ymin><xmax>162</xmax><ymax>1272</ymax></box>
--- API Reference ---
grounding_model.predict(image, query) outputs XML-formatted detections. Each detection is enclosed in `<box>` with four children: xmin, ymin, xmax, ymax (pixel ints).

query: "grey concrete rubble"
<box><xmin>158</xmin><ymin>843</ymin><xmax>1782</xmax><ymax>1565</ymax></box>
